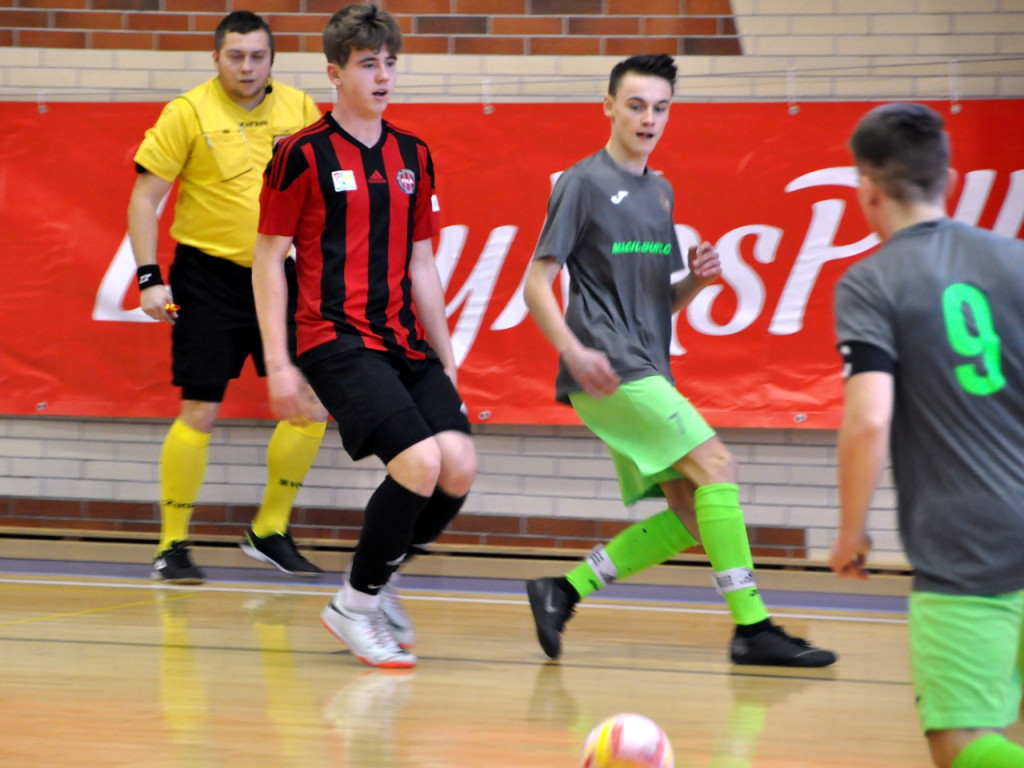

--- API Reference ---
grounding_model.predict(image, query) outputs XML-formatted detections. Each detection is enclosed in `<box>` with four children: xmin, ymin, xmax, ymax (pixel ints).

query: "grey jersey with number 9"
<box><xmin>532</xmin><ymin>149</ymin><xmax>684</xmax><ymax>403</ymax></box>
<box><xmin>834</xmin><ymin>218</ymin><xmax>1024</xmax><ymax>595</ymax></box>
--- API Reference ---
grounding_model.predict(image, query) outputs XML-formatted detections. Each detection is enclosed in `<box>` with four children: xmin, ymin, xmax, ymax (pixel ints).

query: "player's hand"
<box><xmin>268</xmin><ymin>363</ymin><xmax>323</xmax><ymax>425</ymax></box>
<box><xmin>829</xmin><ymin>530</ymin><xmax>873</xmax><ymax>580</ymax></box>
<box><xmin>140</xmin><ymin>284</ymin><xmax>177</xmax><ymax>324</ymax></box>
<box><xmin>687</xmin><ymin>242</ymin><xmax>721</xmax><ymax>287</ymax></box>
<box><xmin>563</xmin><ymin>344</ymin><xmax>620</xmax><ymax>399</ymax></box>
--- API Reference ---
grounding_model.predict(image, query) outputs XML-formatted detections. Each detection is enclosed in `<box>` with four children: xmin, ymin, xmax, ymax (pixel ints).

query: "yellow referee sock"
<box><xmin>251</xmin><ymin>420</ymin><xmax>326</xmax><ymax>537</ymax></box>
<box><xmin>158</xmin><ymin>418</ymin><xmax>210</xmax><ymax>553</ymax></box>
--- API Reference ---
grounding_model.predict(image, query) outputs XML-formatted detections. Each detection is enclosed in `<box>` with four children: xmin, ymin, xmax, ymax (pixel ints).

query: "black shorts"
<box><xmin>301</xmin><ymin>348</ymin><xmax>471</xmax><ymax>464</ymax></box>
<box><xmin>168</xmin><ymin>244</ymin><xmax>297</xmax><ymax>402</ymax></box>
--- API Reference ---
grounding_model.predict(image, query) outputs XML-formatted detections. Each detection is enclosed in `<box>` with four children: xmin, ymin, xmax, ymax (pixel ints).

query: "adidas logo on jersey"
<box><xmin>368</xmin><ymin>170</ymin><xmax>387</xmax><ymax>184</ymax></box>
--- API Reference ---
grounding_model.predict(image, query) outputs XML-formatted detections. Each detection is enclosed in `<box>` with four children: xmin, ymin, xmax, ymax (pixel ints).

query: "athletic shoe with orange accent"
<box><xmin>320</xmin><ymin>598</ymin><xmax>416</xmax><ymax>669</ymax></box>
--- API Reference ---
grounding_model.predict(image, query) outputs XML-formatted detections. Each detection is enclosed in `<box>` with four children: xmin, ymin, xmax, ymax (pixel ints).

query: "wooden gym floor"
<box><xmin>2</xmin><ymin>541</ymin><xmax>1015</xmax><ymax>767</ymax></box>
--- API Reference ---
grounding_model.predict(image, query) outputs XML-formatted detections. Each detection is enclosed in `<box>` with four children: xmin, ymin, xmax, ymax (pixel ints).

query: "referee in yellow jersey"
<box><xmin>128</xmin><ymin>11</ymin><xmax>327</xmax><ymax>584</ymax></box>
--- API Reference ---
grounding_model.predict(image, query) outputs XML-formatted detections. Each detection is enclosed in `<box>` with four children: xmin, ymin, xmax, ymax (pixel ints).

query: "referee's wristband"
<box><xmin>137</xmin><ymin>264</ymin><xmax>164</xmax><ymax>290</ymax></box>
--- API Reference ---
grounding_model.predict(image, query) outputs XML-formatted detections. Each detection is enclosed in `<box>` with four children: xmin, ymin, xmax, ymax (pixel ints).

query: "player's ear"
<box><xmin>602</xmin><ymin>94</ymin><xmax>614</xmax><ymax>118</ymax></box>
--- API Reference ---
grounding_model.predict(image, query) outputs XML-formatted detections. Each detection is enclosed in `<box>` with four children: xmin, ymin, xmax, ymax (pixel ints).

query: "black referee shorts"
<box><xmin>168</xmin><ymin>243</ymin><xmax>298</xmax><ymax>402</ymax></box>
<box><xmin>301</xmin><ymin>348</ymin><xmax>471</xmax><ymax>464</ymax></box>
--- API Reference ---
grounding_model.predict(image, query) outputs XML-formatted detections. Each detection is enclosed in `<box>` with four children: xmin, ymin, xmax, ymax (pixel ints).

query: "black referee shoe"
<box><xmin>152</xmin><ymin>541</ymin><xmax>205</xmax><ymax>585</ymax></box>
<box><xmin>240</xmin><ymin>527</ymin><xmax>324</xmax><ymax>578</ymax></box>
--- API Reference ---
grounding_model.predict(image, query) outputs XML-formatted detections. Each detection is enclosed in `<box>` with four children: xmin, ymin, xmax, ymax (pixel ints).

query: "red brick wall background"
<box><xmin>0</xmin><ymin>0</ymin><xmax>742</xmax><ymax>56</ymax></box>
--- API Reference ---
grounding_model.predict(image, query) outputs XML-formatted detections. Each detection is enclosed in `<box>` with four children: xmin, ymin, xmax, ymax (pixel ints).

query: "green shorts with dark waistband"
<box><xmin>570</xmin><ymin>376</ymin><xmax>716</xmax><ymax>506</ymax></box>
<box><xmin>910</xmin><ymin>590</ymin><xmax>1024</xmax><ymax>733</ymax></box>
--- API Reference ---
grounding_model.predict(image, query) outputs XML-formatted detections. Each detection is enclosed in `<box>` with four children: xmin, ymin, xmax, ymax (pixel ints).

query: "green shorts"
<box><xmin>909</xmin><ymin>590</ymin><xmax>1024</xmax><ymax>733</ymax></box>
<box><xmin>570</xmin><ymin>376</ymin><xmax>716</xmax><ymax>506</ymax></box>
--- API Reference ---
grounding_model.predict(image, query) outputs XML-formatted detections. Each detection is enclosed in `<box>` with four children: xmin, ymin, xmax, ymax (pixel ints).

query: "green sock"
<box><xmin>566</xmin><ymin>508</ymin><xmax>698</xmax><ymax>599</ymax></box>
<box><xmin>694</xmin><ymin>483</ymin><xmax>769</xmax><ymax>627</ymax></box>
<box><xmin>952</xmin><ymin>733</ymin><xmax>1024</xmax><ymax>768</ymax></box>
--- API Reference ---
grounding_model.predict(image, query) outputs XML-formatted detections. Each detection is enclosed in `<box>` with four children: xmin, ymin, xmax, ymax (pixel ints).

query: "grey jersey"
<box><xmin>835</xmin><ymin>218</ymin><xmax>1024</xmax><ymax>595</ymax></box>
<box><xmin>533</xmin><ymin>149</ymin><xmax>684</xmax><ymax>403</ymax></box>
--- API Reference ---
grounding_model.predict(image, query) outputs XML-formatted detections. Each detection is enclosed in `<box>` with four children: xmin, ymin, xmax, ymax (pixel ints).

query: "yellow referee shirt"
<box><xmin>134</xmin><ymin>77</ymin><xmax>321</xmax><ymax>267</ymax></box>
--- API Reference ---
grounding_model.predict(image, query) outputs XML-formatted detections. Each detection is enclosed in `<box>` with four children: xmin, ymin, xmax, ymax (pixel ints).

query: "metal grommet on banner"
<box><xmin>793</xmin><ymin>413</ymin><xmax>807</xmax><ymax>424</ymax></box>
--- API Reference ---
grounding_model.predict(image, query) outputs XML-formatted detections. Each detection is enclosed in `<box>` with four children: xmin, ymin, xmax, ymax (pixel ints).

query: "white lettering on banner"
<box><xmin>770</xmin><ymin>167</ymin><xmax>879</xmax><ymax>335</ymax></box>
<box><xmin>438</xmin><ymin>225</ymin><xmax>518</xmax><ymax>366</ymax></box>
<box><xmin>93</xmin><ymin>168</ymin><xmax>1024</xmax><ymax>354</ymax></box>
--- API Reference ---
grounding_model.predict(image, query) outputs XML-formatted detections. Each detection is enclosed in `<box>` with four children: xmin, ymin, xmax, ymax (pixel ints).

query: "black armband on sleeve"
<box><xmin>135</xmin><ymin>163</ymin><xmax>149</xmax><ymax>174</ymax></box>
<box><xmin>838</xmin><ymin>341</ymin><xmax>895</xmax><ymax>379</ymax></box>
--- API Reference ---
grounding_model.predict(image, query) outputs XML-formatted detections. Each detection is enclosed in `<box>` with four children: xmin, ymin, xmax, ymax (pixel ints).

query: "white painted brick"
<box><xmin>789</xmin><ymin>464</ymin><xmax>834</xmax><ymax>486</ymax></box>
<box><xmin>471</xmin><ymin>474</ymin><xmax>524</xmax><ymax>494</ymax></box>
<box><xmin>754</xmin><ymin>0</ymin><xmax>839</xmax><ymax>13</ymax></box>
<box><xmin>43</xmin><ymin>479</ymin><xmax>115</xmax><ymax>499</ymax></box>
<box><xmin>523</xmin><ymin>476</ymin><xmax>598</xmax><ymax>498</ymax></box>
<box><xmin>114</xmin><ymin>482</ymin><xmax>157</xmax><ymax>502</ymax></box>
<box><xmin>113</xmin><ymin>49</ymin><xmax>189</xmax><ymax>70</ymax></box>
<box><xmin>792</xmin><ymin>15</ymin><xmax>870</xmax><ymax>34</ymax></box>
<box><xmin>753</xmin><ymin>443</ymin><xmax>832</xmax><ymax>465</ymax></box>
<box><xmin>740</xmin><ymin>463</ymin><xmax>790</xmax><ymax>484</ymax></box>
<box><xmin>0</xmin><ymin>438</ymin><xmax>44</xmax><ymax>458</ymax></box>
<box><xmin>754</xmin><ymin>35</ymin><xmax>837</xmax><ymax>56</ymax></box>
<box><xmin>0</xmin><ymin>478</ymin><xmax>43</xmax><ymax>496</ymax></box>
<box><xmin>45</xmin><ymin>441</ymin><xmax>116</xmax><ymax>460</ymax></box>
<box><xmin>85</xmin><ymin>461</ymin><xmax>154</xmax><ymax>482</ymax></box>
<box><xmin>12</xmin><ymin>457</ymin><xmax>81</xmax><ymax>477</ymax></box>
<box><xmin>554</xmin><ymin>497</ymin><xmax>625</xmax><ymax>519</ymax></box>
<box><xmin>998</xmin><ymin>76</ymin><xmax>1024</xmax><ymax>95</ymax></box>
<box><xmin>741</xmin><ymin>504</ymin><xmax>787</xmax><ymax>526</ymax></box>
<box><xmin>735</xmin><ymin>16</ymin><xmax>791</xmax><ymax>36</ymax></box>
<box><xmin>918</xmin><ymin>0</ymin><xmax>1001</xmax><ymax>11</ymax></box>
<box><xmin>557</xmin><ymin>457</ymin><xmax>616</xmax><ymax>479</ymax></box>
<box><xmin>836</xmin><ymin>36</ymin><xmax>918</xmax><ymax>56</ymax></box>
<box><xmin>225</xmin><ymin>465</ymin><xmax>266</xmax><ymax>485</ymax></box>
<box><xmin>7</xmin><ymin>419</ymin><xmax>80</xmax><ymax>439</ymax></box>
<box><xmin>997</xmin><ymin>35</ymin><xmax>1024</xmax><ymax>54</ymax></box>
<box><xmin>788</xmin><ymin>506</ymin><xmax>836</xmax><ymax>527</ymax></box>
<box><xmin>480</xmin><ymin>494</ymin><xmax>555</xmax><ymax>516</ymax></box>
<box><xmin>953</xmin><ymin>13</ymin><xmax>1024</xmax><ymax>33</ymax></box>
<box><xmin>296</xmin><ymin>487</ymin><xmax>334</xmax><ymax>507</ymax></box>
<box><xmin>915</xmin><ymin>34</ymin><xmax>999</xmax><ymax>55</ymax></box>
<box><xmin>836</xmin><ymin>0</ymin><xmax>916</xmax><ymax>11</ymax></box>
<box><xmin>871</xmin><ymin>14</ymin><xmax>952</xmax><ymax>34</ymax></box>
<box><xmin>333</xmin><ymin>487</ymin><xmax>373</xmax><ymax>508</ymax></box>
<box><xmin>0</xmin><ymin>48</ymin><xmax>42</xmax><ymax>68</ymax></box>
<box><xmin>479</xmin><ymin>453</ymin><xmax>557</xmax><ymax>476</ymax></box>
<box><xmin>751</xmin><ymin>483</ymin><xmax>832</xmax><ymax>506</ymax></box>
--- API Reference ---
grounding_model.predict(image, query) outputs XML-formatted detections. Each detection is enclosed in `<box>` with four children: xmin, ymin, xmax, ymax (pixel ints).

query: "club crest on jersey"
<box><xmin>395</xmin><ymin>169</ymin><xmax>417</xmax><ymax>194</ymax></box>
<box><xmin>332</xmin><ymin>170</ymin><xmax>357</xmax><ymax>192</ymax></box>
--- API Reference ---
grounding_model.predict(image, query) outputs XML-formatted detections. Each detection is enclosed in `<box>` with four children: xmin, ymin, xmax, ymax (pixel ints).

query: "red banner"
<box><xmin>1</xmin><ymin>100</ymin><xmax>1021</xmax><ymax>427</ymax></box>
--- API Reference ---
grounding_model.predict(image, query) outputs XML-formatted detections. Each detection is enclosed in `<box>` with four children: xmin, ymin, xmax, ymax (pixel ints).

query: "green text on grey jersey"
<box><xmin>611</xmin><ymin>240</ymin><xmax>673</xmax><ymax>255</ymax></box>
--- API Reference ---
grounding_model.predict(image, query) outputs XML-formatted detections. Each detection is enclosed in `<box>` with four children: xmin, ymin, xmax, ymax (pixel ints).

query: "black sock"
<box><xmin>554</xmin><ymin>576</ymin><xmax>580</xmax><ymax>605</ymax></box>
<box><xmin>736</xmin><ymin>618</ymin><xmax>773</xmax><ymax>638</ymax></box>
<box><xmin>349</xmin><ymin>476</ymin><xmax>430</xmax><ymax>594</ymax></box>
<box><xmin>410</xmin><ymin>489</ymin><xmax>467</xmax><ymax>547</ymax></box>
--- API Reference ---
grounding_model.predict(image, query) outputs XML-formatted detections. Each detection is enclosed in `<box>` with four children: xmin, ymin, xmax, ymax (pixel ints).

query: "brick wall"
<box><xmin>0</xmin><ymin>418</ymin><xmax>897</xmax><ymax>565</ymax></box>
<box><xmin>2</xmin><ymin>1</ymin><xmax>1020</xmax><ymax>569</ymax></box>
<box><xmin>0</xmin><ymin>0</ymin><xmax>743</xmax><ymax>56</ymax></box>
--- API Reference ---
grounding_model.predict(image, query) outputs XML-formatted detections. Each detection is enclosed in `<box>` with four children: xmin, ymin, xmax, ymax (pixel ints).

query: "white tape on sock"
<box><xmin>586</xmin><ymin>545</ymin><xmax>619</xmax><ymax>587</ymax></box>
<box><xmin>712</xmin><ymin>567</ymin><xmax>756</xmax><ymax>595</ymax></box>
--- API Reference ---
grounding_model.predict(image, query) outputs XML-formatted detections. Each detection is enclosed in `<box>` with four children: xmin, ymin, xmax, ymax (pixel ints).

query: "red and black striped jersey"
<box><xmin>259</xmin><ymin>113</ymin><xmax>441</xmax><ymax>363</ymax></box>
